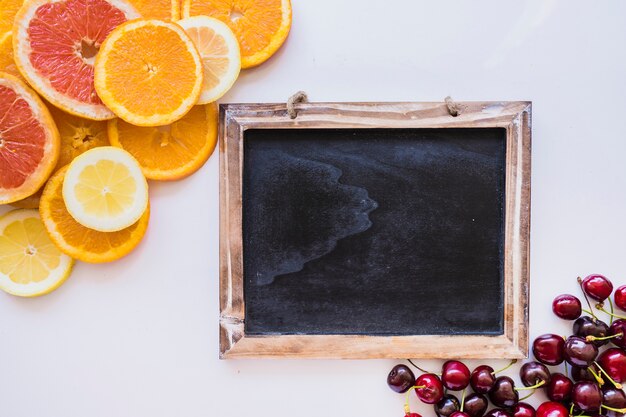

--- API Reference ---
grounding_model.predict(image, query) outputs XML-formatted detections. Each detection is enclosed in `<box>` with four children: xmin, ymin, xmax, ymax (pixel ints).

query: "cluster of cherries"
<box><xmin>387</xmin><ymin>274</ymin><xmax>626</xmax><ymax>417</ymax></box>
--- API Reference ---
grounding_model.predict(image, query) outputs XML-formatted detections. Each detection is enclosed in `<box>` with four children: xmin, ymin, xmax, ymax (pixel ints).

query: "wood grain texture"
<box><xmin>219</xmin><ymin>101</ymin><xmax>531</xmax><ymax>359</ymax></box>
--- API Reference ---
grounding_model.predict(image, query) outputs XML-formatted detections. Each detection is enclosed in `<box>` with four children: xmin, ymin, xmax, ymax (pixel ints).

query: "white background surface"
<box><xmin>2</xmin><ymin>1</ymin><xmax>626</xmax><ymax>416</ymax></box>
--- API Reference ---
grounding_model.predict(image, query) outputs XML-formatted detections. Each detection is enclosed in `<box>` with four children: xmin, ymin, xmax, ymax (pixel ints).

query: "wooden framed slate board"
<box><xmin>219</xmin><ymin>101</ymin><xmax>531</xmax><ymax>359</ymax></box>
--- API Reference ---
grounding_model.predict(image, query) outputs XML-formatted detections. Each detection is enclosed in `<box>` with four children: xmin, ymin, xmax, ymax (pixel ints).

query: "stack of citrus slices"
<box><xmin>0</xmin><ymin>0</ymin><xmax>292</xmax><ymax>297</ymax></box>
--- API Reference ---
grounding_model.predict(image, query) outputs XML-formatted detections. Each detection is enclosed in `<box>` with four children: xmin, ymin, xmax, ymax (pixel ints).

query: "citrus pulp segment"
<box><xmin>94</xmin><ymin>19</ymin><xmax>203</xmax><ymax>126</ymax></box>
<box><xmin>128</xmin><ymin>0</ymin><xmax>179</xmax><ymax>20</ymax></box>
<box><xmin>62</xmin><ymin>146</ymin><xmax>148</xmax><ymax>232</ymax></box>
<box><xmin>0</xmin><ymin>32</ymin><xmax>22</xmax><ymax>79</ymax></box>
<box><xmin>0</xmin><ymin>0</ymin><xmax>23</xmax><ymax>34</ymax></box>
<box><xmin>182</xmin><ymin>0</ymin><xmax>291</xmax><ymax>68</ymax></box>
<box><xmin>40</xmin><ymin>167</ymin><xmax>150</xmax><ymax>263</ymax></box>
<box><xmin>13</xmin><ymin>0</ymin><xmax>139</xmax><ymax>120</ymax></box>
<box><xmin>178</xmin><ymin>16</ymin><xmax>241</xmax><ymax>104</ymax></box>
<box><xmin>0</xmin><ymin>72</ymin><xmax>59</xmax><ymax>204</ymax></box>
<box><xmin>0</xmin><ymin>209</ymin><xmax>74</xmax><ymax>297</ymax></box>
<box><xmin>108</xmin><ymin>103</ymin><xmax>218</xmax><ymax>180</ymax></box>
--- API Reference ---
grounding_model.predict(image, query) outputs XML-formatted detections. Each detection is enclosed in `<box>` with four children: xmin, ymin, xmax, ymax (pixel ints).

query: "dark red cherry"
<box><xmin>536</xmin><ymin>402</ymin><xmax>569</xmax><ymax>417</ymax></box>
<box><xmin>520</xmin><ymin>361</ymin><xmax>551</xmax><ymax>387</ymax></box>
<box><xmin>609</xmin><ymin>319</ymin><xmax>626</xmax><ymax>349</ymax></box>
<box><xmin>450</xmin><ymin>412</ymin><xmax>470</xmax><ymax>417</ymax></box>
<box><xmin>582</xmin><ymin>274</ymin><xmax>613</xmax><ymax>302</ymax></box>
<box><xmin>464</xmin><ymin>393</ymin><xmax>488</xmax><ymax>417</ymax></box>
<box><xmin>553</xmin><ymin>294</ymin><xmax>582</xmax><ymax>320</ymax></box>
<box><xmin>485</xmin><ymin>410</ymin><xmax>513</xmax><ymax>417</ymax></box>
<box><xmin>572</xmin><ymin>381</ymin><xmax>603</xmax><ymax>413</ymax></box>
<box><xmin>442</xmin><ymin>360</ymin><xmax>471</xmax><ymax>391</ymax></box>
<box><xmin>563</xmin><ymin>336</ymin><xmax>599</xmax><ymax>367</ymax></box>
<box><xmin>415</xmin><ymin>373</ymin><xmax>445</xmax><ymax>404</ymax></box>
<box><xmin>471</xmin><ymin>365</ymin><xmax>495</xmax><ymax>394</ymax></box>
<box><xmin>615</xmin><ymin>286</ymin><xmax>626</xmax><ymax>311</ymax></box>
<box><xmin>603</xmin><ymin>387</ymin><xmax>626</xmax><ymax>417</ymax></box>
<box><xmin>546</xmin><ymin>373</ymin><xmax>573</xmax><ymax>403</ymax></box>
<box><xmin>513</xmin><ymin>403</ymin><xmax>536</xmax><ymax>417</ymax></box>
<box><xmin>533</xmin><ymin>334</ymin><xmax>565</xmax><ymax>366</ymax></box>
<box><xmin>598</xmin><ymin>348</ymin><xmax>626</xmax><ymax>383</ymax></box>
<box><xmin>406</xmin><ymin>414</ymin><xmax>422</xmax><ymax>417</ymax></box>
<box><xmin>574</xmin><ymin>316</ymin><xmax>610</xmax><ymax>347</ymax></box>
<box><xmin>571</xmin><ymin>365</ymin><xmax>597</xmax><ymax>382</ymax></box>
<box><xmin>435</xmin><ymin>394</ymin><xmax>461</xmax><ymax>417</ymax></box>
<box><xmin>489</xmin><ymin>376</ymin><xmax>519</xmax><ymax>408</ymax></box>
<box><xmin>387</xmin><ymin>364</ymin><xmax>416</xmax><ymax>393</ymax></box>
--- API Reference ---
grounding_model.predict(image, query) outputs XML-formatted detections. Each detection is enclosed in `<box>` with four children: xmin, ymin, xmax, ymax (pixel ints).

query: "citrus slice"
<box><xmin>0</xmin><ymin>0</ymin><xmax>23</xmax><ymax>34</ymax></box>
<box><xmin>178</xmin><ymin>16</ymin><xmax>240</xmax><ymax>104</ymax></box>
<box><xmin>0</xmin><ymin>209</ymin><xmax>74</xmax><ymax>297</ymax></box>
<box><xmin>40</xmin><ymin>167</ymin><xmax>149</xmax><ymax>263</ymax></box>
<box><xmin>128</xmin><ymin>0</ymin><xmax>179</xmax><ymax>20</ymax></box>
<box><xmin>0</xmin><ymin>72</ymin><xmax>59</xmax><ymax>204</ymax></box>
<box><xmin>94</xmin><ymin>19</ymin><xmax>203</xmax><ymax>126</ymax></box>
<box><xmin>108</xmin><ymin>103</ymin><xmax>217</xmax><ymax>180</ymax></box>
<box><xmin>62</xmin><ymin>146</ymin><xmax>148</xmax><ymax>232</ymax></box>
<box><xmin>182</xmin><ymin>0</ymin><xmax>291</xmax><ymax>68</ymax></box>
<box><xmin>13</xmin><ymin>0</ymin><xmax>139</xmax><ymax>120</ymax></box>
<box><xmin>0</xmin><ymin>32</ymin><xmax>22</xmax><ymax>79</ymax></box>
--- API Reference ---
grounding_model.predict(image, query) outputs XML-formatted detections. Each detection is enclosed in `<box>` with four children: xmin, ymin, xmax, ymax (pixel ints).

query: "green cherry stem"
<box><xmin>404</xmin><ymin>385</ymin><xmax>426</xmax><ymax>415</ymax></box>
<box><xmin>460</xmin><ymin>388</ymin><xmax>466</xmax><ymax>412</ymax></box>
<box><xmin>518</xmin><ymin>391</ymin><xmax>536</xmax><ymax>401</ymax></box>
<box><xmin>597</xmin><ymin>306</ymin><xmax>626</xmax><ymax>320</ymax></box>
<box><xmin>602</xmin><ymin>405</ymin><xmax>626</xmax><ymax>413</ymax></box>
<box><xmin>608</xmin><ymin>296</ymin><xmax>615</xmax><ymax>325</ymax></box>
<box><xmin>579</xmin><ymin>276</ymin><xmax>599</xmax><ymax>320</ymax></box>
<box><xmin>515</xmin><ymin>379</ymin><xmax>546</xmax><ymax>391</ymax></box>
<box><xmin>564</xmin><ymin>361</ymin><xmax>569</xmax><ymax>377</ymax></box>
<box><xmin>587</xmin><ymin>366</ymin><xmax>605</xmax><ymax>386</ymax></box>
<box><xmin>491</xmin><ymin>359</ymin><xmax>518</xmax><ymax>375</ymax></box>
<box><xmin>586</xmin><ymin>332</ymin><xmax>623</xmax><ymax>342</ymax></box>
<box><xmin>594</xmin><ymin>361</ymin><xmax>623</xmax><ymax>389</ymax></box>
<box><xmin>570</xmin><ymin>403</ymin><xmax>575</xmax><ymax>416</ymax></box>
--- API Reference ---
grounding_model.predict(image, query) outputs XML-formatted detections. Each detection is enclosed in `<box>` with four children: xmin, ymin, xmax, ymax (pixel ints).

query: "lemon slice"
<box><xmin>0</xmin><ymin>209</ymin><xmax>74</xmax><ymax>297</ymax></box>
<box><xmin>178</xmin><ymin>15</ymin><xmax>241</xmax><ymax>104</ymax></box>
<box><xmin>62</xmin><ymin>146</ymin><xmax>149</xmax><ymax>232</ymax></box>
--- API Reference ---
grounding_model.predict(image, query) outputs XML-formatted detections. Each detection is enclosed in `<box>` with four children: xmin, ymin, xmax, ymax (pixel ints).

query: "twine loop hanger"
<box><xmin>286</xmin><ymin>91</ymin><xmax>308</xmax><ymax>119</ymax></box>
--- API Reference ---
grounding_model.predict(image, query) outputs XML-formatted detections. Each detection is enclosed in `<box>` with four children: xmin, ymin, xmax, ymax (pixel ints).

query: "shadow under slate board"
<box><xmin>242</xmin><ymin>127</ymin><xmax>506</xmax><ymax>336</ymax></box>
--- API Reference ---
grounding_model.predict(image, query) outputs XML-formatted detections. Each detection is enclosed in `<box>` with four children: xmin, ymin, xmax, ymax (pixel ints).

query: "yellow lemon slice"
<box><xmin>178</xmin><ymin>16</ymin><xmax>241</xmax><ymax>104</ymax></box>
<box><xmin>62</xmin><ymin>146</ymin><xmax>148</xmax><ymax>232</ymax></box>
<box><xmin>0</xmin><ymin>209</ymin><xmax>74</xmax><ymax>297</ymax></box>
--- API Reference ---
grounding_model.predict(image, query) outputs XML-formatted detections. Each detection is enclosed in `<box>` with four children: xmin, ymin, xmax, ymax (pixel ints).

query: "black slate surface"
<box><xmin>242</xmin><ymin>128</ymin><xmax>506</xmax><ymax>336</ymax></box>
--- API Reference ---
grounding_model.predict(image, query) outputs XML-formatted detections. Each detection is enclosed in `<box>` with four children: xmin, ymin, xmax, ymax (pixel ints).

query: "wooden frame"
<box><xmin>219</xmin><ymin>101</ymin><xmax>531</xmax><ymax>359</ymax></box>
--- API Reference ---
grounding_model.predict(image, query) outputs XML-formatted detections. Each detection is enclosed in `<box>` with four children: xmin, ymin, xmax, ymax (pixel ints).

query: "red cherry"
<box><xmin>609</xmin><ymin>319</ymin><xmax>626</xmax><ymax>349</ymax></box>
<box><xmin>536</xmin><ymin>402</ymin><xmax>569</xmax><ymax>417</ymax></box>
<box><xmin>532</xmin><ymin>334</ymin><xmax>565</xmax><ymax>366</ymax></box>
<box><xmin>582</xmin><ymin>274</ymin><xmax>613</xmax><ymax>302</ymax></box>
<box><xmin>513</xmin><ymin>403</ymin><xmax>536</xmax><ymax>417</ymax></box>
<box><xmin>442</xmin><ymin>360</ymin><xmax>471</xmax><ymax>391</ymax></box>
<box><xmin>405</xmin><ymin>414</ymin><xmax>422</xmax><ymax>417</ymax></box>
<box><xmin>615</xmin><ymin>285</ymin><xmax>626</xmax><ymax>311</ymax></box>
<box><xmin>546</xmin><ymin>373</ymin><xmax>573</xmax><ymax>403</ymax></box>
<box><xmin>450</xmin><ymin>413</ymin><xmax>471</xmax><ymax>417</ymax></box>
<box><xmin>552</xmin><ymin>294</ymin><xmax>582</xmax><ymax>320</ymax></box>
<box><xmin>415</xmin><ymin>373</ymin><xmax>445</xmax><ymax>404</ymax></box>
<box><xmin>470</xmin><ymin>365</ymin><xmax>496</xmax><ymax>394</ymax></box>
<box><xmin>485</xmin><ymin>410</ymin><xmax>513</xmax><ymax>417</ymax></box>
<box><xmin>597</xmin><ymin>348</ymin><xmax>626</xmax><ymax>383</ymax></box>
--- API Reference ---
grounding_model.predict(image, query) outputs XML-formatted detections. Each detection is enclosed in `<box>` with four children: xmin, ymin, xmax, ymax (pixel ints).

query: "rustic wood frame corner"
<box><xmin>219</xmin><ymin>101</ymin><xmax>531</xmax><ymax>359</ymax></box>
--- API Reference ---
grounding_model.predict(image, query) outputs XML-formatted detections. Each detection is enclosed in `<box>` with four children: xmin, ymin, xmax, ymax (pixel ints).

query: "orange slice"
<box><xmin>178</xmin><ymin>16</ymin><xmax>240</xmax><ymax>104</ymax></box>
<box><xmin>108</xmin><ymin>103</ymin><xmax>217</xmax><ymax>180</ymax></box>
<box><xmin>13</xmin><ymin>0</ymin><xmax>139</xmax><ymax>120</ymax></box>
<box><xmin>40</xmin><ymin>166</ymin><xmax>150</xmax><ymax>263</ymax></box>
<box><xmin>0</xmin><ymin>72</ymin><xmax>59</xmax><ymax>204</ymax></box>
<box><xmin>94</xmin><ymin>19</ymin><xmax>203</xmax><ymax>126</ymax></box>
<box><xmin>128</xmin><ymin>0</ymin><xmax>179</xmax><ymax>20</ymax></box>
<box><xmin>0</xmin><ymin>0</ymin><xmax>23</xmax><ymax>34</ymax></box>
<box><xmin>0</xmin><ymin>32</ymin><xmax>22</xmax><ymax>79</ymax></box>
<box><xmin>182</xmin><ymin>0</ymin><xmax>291</xmax><ymax>68</ymax></box>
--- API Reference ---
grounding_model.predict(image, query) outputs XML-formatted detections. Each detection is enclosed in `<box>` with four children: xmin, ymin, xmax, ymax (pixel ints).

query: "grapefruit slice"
<box><xmin>13</xmin><ymin>0</ymin><xmax>139</xmax><ymax>120</ymax></box>
<box><xmin>0</xmin><ymin>72</ymin><xmax>60</xmax><ymax>204</ymax></box>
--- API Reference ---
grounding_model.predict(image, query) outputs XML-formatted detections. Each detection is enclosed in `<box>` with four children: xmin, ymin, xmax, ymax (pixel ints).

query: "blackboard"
<box><xmin>218</xmin><ymin>101</ymin><xmax>530</xmax><ymax>359</ymax></box>
<box><xmin>242</xmin><ymin>128</ymin><xmax>506</xmax><ymax>336</ymax></box>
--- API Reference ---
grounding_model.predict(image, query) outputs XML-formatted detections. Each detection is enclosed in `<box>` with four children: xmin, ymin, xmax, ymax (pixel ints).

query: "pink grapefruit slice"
<box><xmin>13</xmin><ymin>0</ymin><xmax>139</xmax><ymax>120</ymax></box>
<box><xmin>0</xmin><ymin>72</ymin><xmax>60</xmax><ymax>204</ymax></box>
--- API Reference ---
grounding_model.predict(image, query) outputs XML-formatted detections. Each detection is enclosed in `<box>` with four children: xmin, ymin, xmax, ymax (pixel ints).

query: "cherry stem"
<box><xmin>597</xmin><ymin>305</ymin><xmax>626</xmax><ymax>320</ymax></box>
<box><xmin>519</xmin><ymin>391</ymin><xmax>536</xmax><ymax>401</ymax></box>
<box><xmin>515</xmin><ymin>379</ymin><xmax>546</xmax><ymax>391</ymax></box>
<box><xmin>602</xmin><ymin>405</ymin><xmax>626</xmax><ymax>413</ymax></box>
<box><xmin>564</xmin><ymin>361</ymin><xmax>569</xmax><ymax>377</ymax></box>
<box><xmin>491</xmin><ymin>359</ymin><xmax>518</xmax><ymax>375</ymax></box>
<box><xmin>578</xmin><ymin>276</ymin><xmax>599</xmax><ymax>320</ymax></box>
<box><xmin>586</xmin><ymin>332</ymin><xmax>623</xmax><ymax>342</ymax></box>
<box><xmin>587</xmin><ymin>366</ymin><xmax>605</xmax><ymax>386</ymax></box>
<box><xmin>407</xmin><ymin>359</ymin><xmax>440</xmax><ymax>375</ymax></box>
<box><xmin>460</xmin><ymin>388</ymin><xmax>466</xmax><ymax>412</ymax></box>
<box><xmin>594</xmin><ymin>361</ymin><xmax>623</xmax><ymax>389</ymax></box>
<box><xmin>404</xmin><ymin>385</ymin><xmax>427</xmax><ymax>415</ymax></box>
<box><xmin>570</xmin><ymin>403</ymin><xmax>575</xmax><ymax>416</ymax></box>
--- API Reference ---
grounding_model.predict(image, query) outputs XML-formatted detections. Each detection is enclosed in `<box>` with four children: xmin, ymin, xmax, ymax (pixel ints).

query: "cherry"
<box><xmin>563</xmin><ymin>336</ymin><xmax>599</xmax><ymax>367</ymax></box>
<box><xmin>536</xmin><ymin>402</ymin><xmax>569</xmax><ymax>417</ymax></box>
<box><xmin>485</xmin><ymin>410</ymin><xmax>513</xmax><ymax>417</ymax></box>
<box><xmin>615</xmin><ymin>286</ymin><xmax>626</xmax><ymax>311</ymax></box>
<box><xmin>442</xmin><ymin>360</ymin><xmax>471</xmax><ymax>391</ymax></box>
<box><xmin>553</xmin><ymin>294</ymin><xmax>582</xmax><ymax>320</ymax></box>
<box><xmin>489</xmin><ymin>376</ymin><xmax>519</xmax><ymax>408</ymax></box>
<box><xmin>602</xmin><ymin>387</ymin><xmax>626</xmax><ymax>417</ymax></box>
<box><xmin>609</xmin><ymin>319</ymin><xmax>626</xmax><ymax>349</ymax></box>
<box><xmin>513</xmin><ymin>403</ymin><xmax>536</xmax><ymax>417</ymax></box>
<box><xmin>520</xmin><ymin>361</ymin><xmax>551</xmax><ymax>387</ymax></box>
<box><xmin>405</xmin><ymin>414</ymin><xmax>421</xmax><ymax>417</ymax></box>
<box><xmin>598</xmin><ymin>348</ymin><xmax>626</xmax><ymax>384</ymax></box>
<box><xmin>388</xmin><ymin>364</ymin><xmax>416</xmax><ymax>393</ymax></box>
<box><xmin>414</xmin><ymin>373</ymin><xmax>445</xmax><ymax>404</ymax></box>
<box><xmin>533</xmin><ymin>334</ymin><xmax>565</xmax><ymax>366</ymax></box>
<box><xmin>574</xmin><ymin>316</ymin><xmax>610</xmax><ymax>347</ymax></box>
<box><xmin>546</xmin><ymin>373</ymin><xmax>573</xmax><ymax>403</ymax></box>
<box><xmin>582</xmin><ymin>274</ymin><xmax>614</xmax><ymax>302</ymax></box>
<box><xmin>464</xmin><ymin>393</ymin><xmax>488</xmax><ymax>417</ymax></box>
<box><xmin>572</xmin><ymin>381</ymin><xmax>603</xmax><ymax>413</ymax></box>
<box><xmin>450</xmin><ymin>413</ymin><xmax>470</xmax><ymax>417</ymax></box>
<box><xmin>435</xmin><ymin>394</ymin><xmax>461</xmax><ymax>417</ymax></box>
<box><xmin>572</xmin><ymin>365</ymin><xmax>598</xmax><ymax>382</ymax></box>
<box><xmin>471</xmin><ymin>365</ymin><xmax>495</xmax><ymax>394</ymax></box>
